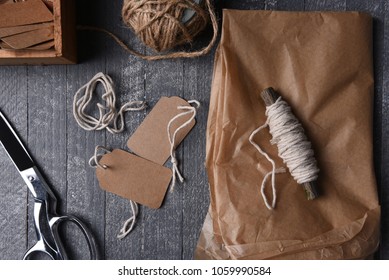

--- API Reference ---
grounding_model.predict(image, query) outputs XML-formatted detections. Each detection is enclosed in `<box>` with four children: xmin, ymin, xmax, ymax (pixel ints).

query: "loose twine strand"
<box><xmin>73</xmin><ymin>72</ymin><xmax>146</xmax><ymax>134</ymax></box>
<box><xmin>77</xmin><ymin>0</ymin><xmax>218</xmax><ymax>61</ymax></box>
<box><xmin>89</xmin><ymin>146</ymin><xmax>139</xmax><ymax>240</ymax></box>
<box><xmin>117</xmin><ymin>200</ymin><xmax>139</xmax><ymax>240</ymax></box>
<box><xmin>249</xmin><ymin>125</ymin><xmax>286</xmax><ymax>210</ymax></box>
<box><xmin>168</xmin><ymin>100</ymin><xmax>200</xmax><ymax>191</ymax></box>
<box><xmin>250</xmin><ymin>97</ymin><xmax>319</xmax><ymax>210</ymax></box>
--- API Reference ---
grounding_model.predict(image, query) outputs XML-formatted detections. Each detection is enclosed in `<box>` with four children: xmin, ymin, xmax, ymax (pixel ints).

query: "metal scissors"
<box><xmin>0</xmin><ymin>110</ymin><xmax>98</xmax><ymax>260</ymax></box>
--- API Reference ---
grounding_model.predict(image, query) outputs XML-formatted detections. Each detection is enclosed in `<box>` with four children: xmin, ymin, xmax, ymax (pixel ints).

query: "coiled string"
<box><xmin>73</xmin><ymin>72</ymin><xmax>146</xmax><ymax>134</ymax></box>
<box><xmin>250</xmin><ymin>96</ymin><xmax>319</xmax><ymax>210</ymax></box>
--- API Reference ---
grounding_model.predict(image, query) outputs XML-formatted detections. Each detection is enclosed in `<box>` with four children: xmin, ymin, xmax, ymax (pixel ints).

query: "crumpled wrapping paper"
<box><xmin>195</xmin><ymin>9</ymin><xmax>380</xmax><ymax>260</ymax></box>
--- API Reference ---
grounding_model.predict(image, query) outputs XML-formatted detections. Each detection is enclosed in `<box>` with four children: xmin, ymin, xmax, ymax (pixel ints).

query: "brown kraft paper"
<box><xmin>195</xmin><ymin>10</ymin><xmax>380</xmax><ymax>260</ymax></box>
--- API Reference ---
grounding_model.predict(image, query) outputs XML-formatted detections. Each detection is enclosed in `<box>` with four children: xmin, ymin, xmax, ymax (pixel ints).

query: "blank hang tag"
<box><xmin>0</xmin><ymin>21</ymin><xmax>54</xmax><ymax>38</ymax></box>
<box><xmin>127</xmin><ymin>96</ymin><xmax>196</xmax><ymax>165</ymax></box>
<box><xmin>96</xmin><ymin>149</ymin><xmax>172</xmax><ymax>209</ymax></box>
<box><xmin>0</xmin><ymin>0</ymin><xmax>53</xmax><ymax>28</ymax></box>
<box><xmin>1</xmin><ymin>25</ymin><xmax>54</xmax><ymax>49</ymax></box>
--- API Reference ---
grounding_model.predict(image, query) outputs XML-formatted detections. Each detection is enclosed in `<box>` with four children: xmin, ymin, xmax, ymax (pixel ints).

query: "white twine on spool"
<box><xmin>73</xmin><ymin>72</ymin><xmax>146</xmax><ymax>134</ymax></box>
<box><xmin>167</xmin><ymin>100</ymin><xmax>200</xmax><ymax>191</ymax></box>
<box><xmin>250</xmin><ymin>97</ymin><xmax>319</xmax><ymax>210</ymax></box>
<box><xmin>88</xmin><ymin>145</ymin><xmax>139</xmax><ymax>240</ymax></box>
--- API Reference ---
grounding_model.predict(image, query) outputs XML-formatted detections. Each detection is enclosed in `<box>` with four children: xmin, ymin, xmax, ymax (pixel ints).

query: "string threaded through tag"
<box><xmin>88</xmin><ymin>145</ymin><xmax>139</xmax><ymax>240</ymax></box>
<box><xmin>167</xmin><ymin>100</ymin><xmax>200</xmax><ymax>191</ymax></box>
<box><xmin>88</xmin><ymin>145</ymin><xmax>111</xmax><ymax>169</ymax></box>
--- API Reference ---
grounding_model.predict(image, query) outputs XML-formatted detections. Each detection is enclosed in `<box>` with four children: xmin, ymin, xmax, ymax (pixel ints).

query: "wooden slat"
<box><xmin>222</xmin><ymin>0</ymin><xmax>265</xmax><ymax>10</ymax></box>
<box><xmin>103</xmin><ymin>0</ymin><xmax>146</xmax><ymax>260</ymax></box>
<box><xmin>273</xmin><ymin>0</ymin><xmax>304</xmax><ymax>10</ymax></box>
<box><xmin>0</xmin><ymin>66</ymin><xmax>28</xmax><ymax>260</ymax></box>
<box><xmin>25</xmin><ymin>65</ymin><xmax>68</xmax><ymax>256</ymax></box>
<box><xmin>181</xmin><ymin>55</ymin><xmax>213</xmax><ymax>259</ymax></box>
<box><xmin>305</xmin><ymin>0</ymin><xmax>346</xmax><ymax>10</ymax></box>
<box><xmin>62</xmin><ymin>0</ymin><xmax>108</xmax><ymax>260</ymax></box>
<box><xmin>140</xmin><ymin>59</ymin><xmax>185</xmax><ymax>259</ymax></box>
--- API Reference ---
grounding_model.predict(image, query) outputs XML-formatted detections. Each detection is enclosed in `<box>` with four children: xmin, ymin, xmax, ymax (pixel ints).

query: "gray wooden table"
<box><xmin>0</xmin><ymin>0</ymin><xmax>388</xmax><ymax>260</ymax></box>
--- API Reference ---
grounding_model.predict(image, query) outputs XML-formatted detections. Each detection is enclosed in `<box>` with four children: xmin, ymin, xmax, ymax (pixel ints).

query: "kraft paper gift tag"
<box><xmin>0</xmin><ymin>22</ymin><xmax>54</xmax><ymax>38</ymax></box>
<box><xmin>1</xmin><ymin>26</ymin><xmax>54</xmax><ymax>49</ymax></box>
<box><xmin>127</xmin><ymin>96</ymin><xmax>196</xmax><ymax>165</ymax></box>
<box><xmin>195</xmin><ymin>10</ymin><xmax>380</xmax><ymax>260</ymax></box>
<box><xmin>26</xmin><ymin>40</ymin><xmax>55</xmax><ymax>51</ymax></box>
<box><xmin>0</xmin><ymin>0</ymin><xmax>53</xmax><ymax>28</ymax></box>
<box><xmin>96</xmin><ymin>149</ymin><xmax>172</xmax><ymax>209</ymax></box>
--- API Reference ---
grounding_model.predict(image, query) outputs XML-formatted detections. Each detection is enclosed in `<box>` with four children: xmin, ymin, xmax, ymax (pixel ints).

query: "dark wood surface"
<box><xmin>0</xmin><ymin>0</ymin><xmax>387</xmax><ymax>260</ymax></box>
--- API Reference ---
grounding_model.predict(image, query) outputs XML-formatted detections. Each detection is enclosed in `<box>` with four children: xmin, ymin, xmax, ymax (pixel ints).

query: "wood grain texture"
<box><xmin>103</xmin><ymin>0</ymin><xmax>146</xmax><ymax>260</ymax></box>
<box><xmin>222</xmin><ymin>0</ymin><xmax>265</xmax><ymax>10</ymax></box>
<box><xmin>140</xmin><ymin>54</ymin><xmax>185</xmax><ymax>259</ymax></box>
<box><xmin>271</xmin><ymin>0</ymin><xmax>304</xmax><ymax>10</ymax></box>
<box><xmin>0</xmin><ymin>0</ymin><xmax>387</xmax><ymax>260</ymax></box>
<box><xmin>182</xmin><ymin>54</ymin><xmax>213</xmax><ymax>259</ymax></box>
<box><xmin>305</xmin><ymin>0</ymin><xmax>346</xmax><ymax>10</ymax></box>
<box><xmin>0</xmin><ymin>66</ymin><xmax>28</xmax><ymax>259</ymax></box>
<box><xmin>25</xmin><ymin>65</ymin><xmax>68</xmax><ymax>257</ymax></box>
<box><xmin>64</xmin><ymin>0</ymin><xmax>109</xmax><ymax>259</ymax></box>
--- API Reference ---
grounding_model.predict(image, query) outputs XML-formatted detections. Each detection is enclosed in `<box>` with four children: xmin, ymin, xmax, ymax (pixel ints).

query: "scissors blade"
<box><xmin>0</xmin><ymin>110</ymin><xmax>34</xmax><ymax>172</ymax></box>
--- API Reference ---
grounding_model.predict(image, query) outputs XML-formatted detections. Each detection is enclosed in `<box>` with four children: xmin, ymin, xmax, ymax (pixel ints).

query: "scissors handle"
<box><xmin>50</xmin><ymin>215</ymin><xmax>99</xmax><ymax>260</ymax></box>
<box><xmin>23</xmin><ymin>210</ymin><xmax>99</xmax><ymax>260</ymax></box>
<box><xmin>21</xmin><ymin>169</ymin><xmax>99</xmax><ymax>260</ymax></box>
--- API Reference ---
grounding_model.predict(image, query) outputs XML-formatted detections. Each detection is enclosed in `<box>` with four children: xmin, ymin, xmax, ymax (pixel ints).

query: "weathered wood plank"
<box><xmin>181</xmin><ymin>54</ymin><xmax>213</xmax><ymax>259</ymax></box>
<box><xmin>0</xmin><ymin>66</ymin><xmax>28</xmax><ymax>260</ymax></box>
<box><xmin>305</xmin><ymin>0</ymin><xmax>346</xmax><ymax>10</ymax></box>
<box><xmin>271</xmin><ymin>0</ymin><xmax>304</xmax><ymax>10</ymax></box>
<box><xmin>264</xmin><ymin>0</ymin><xmax>304</xmax><ymax>10</ymax></box>
<box><xmin>221</xmin><ymin>0</ymin><xmax>264</xmax><ymax>10</ymax></box>
<box><xmin>25</xmin><ymin>65</ymin><xmax>69</xmax><ymax>258</ymax></box>
<box><xmin>141</xmin><ymin>59</ymin><xmax>185</xmax><ymax>259</ymax></box>
<box><xmin>62</xmin><ymin>0</ymin><xmax>109</xmax><ymax>259</ymax></box>
<box><xmin>103</xmin><ymin>0</ymin><xmax>147</xmax><ymax>260</ymax></box>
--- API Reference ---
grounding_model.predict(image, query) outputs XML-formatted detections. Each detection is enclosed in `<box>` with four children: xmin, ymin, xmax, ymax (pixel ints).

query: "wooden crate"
<box><xmin>0</xmin><ymin>0</ymin><xmax>76</xmax><ymax>65</ymax></box>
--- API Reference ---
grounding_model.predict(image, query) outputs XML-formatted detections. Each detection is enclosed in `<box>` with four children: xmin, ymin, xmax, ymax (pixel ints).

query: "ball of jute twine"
<box><xmin>122</xmin><ymin>0</ymin><xmax>208</xmax><ymax>52</ymax></box>
<box><xmin>78</xmin><ymin>0</ymin><xmax>218</xmax><ymax>61</ymax></box>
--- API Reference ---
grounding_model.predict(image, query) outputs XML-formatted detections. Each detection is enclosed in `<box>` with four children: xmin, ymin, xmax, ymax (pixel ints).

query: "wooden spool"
<box><xmin>260</xmin><ymin>87</ymin><xmax>319</xmax><ymax>200</ymax></box>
